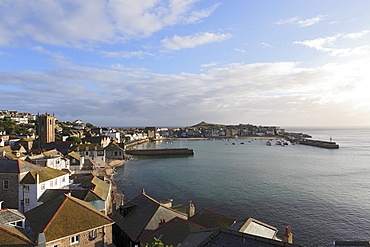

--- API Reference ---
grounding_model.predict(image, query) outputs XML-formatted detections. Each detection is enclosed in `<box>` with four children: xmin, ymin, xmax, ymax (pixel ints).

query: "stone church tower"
<box><xmin>37</xmin><ymin>111</ymin><xmax>55</xmax><ymax>147</ymax></box>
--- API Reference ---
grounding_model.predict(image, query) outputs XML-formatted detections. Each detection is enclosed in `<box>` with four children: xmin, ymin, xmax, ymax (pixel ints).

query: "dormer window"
<box><xmin>120</xmin><ymin>205</ymin><xmax>135</xmax><ymax>217</ymax></box>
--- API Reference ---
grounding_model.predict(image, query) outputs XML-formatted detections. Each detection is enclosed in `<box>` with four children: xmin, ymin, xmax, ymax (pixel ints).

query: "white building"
<box><xmin>19</xmin><ymin>167</ymin><xmax>70</xmax><ymax>212</ymax></box>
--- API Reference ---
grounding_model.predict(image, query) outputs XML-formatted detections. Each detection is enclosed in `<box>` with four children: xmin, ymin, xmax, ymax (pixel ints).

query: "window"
<box><xmin>41</xmin><ymin>183</ymin><xmax>45</xmax><ymax>191</ymax></box>
<box><xmin>25</xmin><ymin>198</ymin><xmax>30</xmax><ymax>205</ymax></box>
<box><xmin>71</xmin><ymin>235</ymin><xmax>80</xmax><ymax>244</ymax></box>
<box><xmin>24</xmin><ymin>185</ymin><xmax>30</xmax><ymax>193</ymax></box>
<box><xmin>50</xmin><ymin>181</ymin><xmax>53</xmax><ymax>187</ymax></box>
<box><xmin>85</xmin><ymin>151</ymin><xmax>89</xmax><ymax>155</ymax></box>
<box><xmin>89</xmin><ymin>229</ymin><xmax>97</xmax><ymax>240</ymax></box>
<box><xmin>3</xmin><ymin>180</ymin><xmax>9</xmax><ymax>190</ymax></box>
<box><xmin>62</xmin><ymin>176</ymin><xmax>65</xmax><ymax>183</ymax></box>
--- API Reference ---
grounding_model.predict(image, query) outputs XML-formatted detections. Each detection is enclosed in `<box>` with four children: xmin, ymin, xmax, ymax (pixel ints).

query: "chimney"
<box><xmin>35</xmin><ymin>172</ymin><xmax>39</xmax><ymax>184</ymax></box>
<box><xmin>141</xmin><ymin>188</ymin><xmax>146</xmax><ymax>195</ymax></box>
<box><xmin>187</xmin><ymin>200</ymin><xmax>195</xmax><ymax>218</ymax></box>
<box><xmin>283</xmin><ymin>226</ymin><xmax>293</xmax><ymax>244</ymax></box>
<box><xmin>38</xmin><ymin>232</ymin><xmax>46</xmax><ymax>247</ymax></box>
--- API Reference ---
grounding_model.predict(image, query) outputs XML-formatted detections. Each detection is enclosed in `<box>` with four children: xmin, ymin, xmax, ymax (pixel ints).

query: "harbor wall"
<box><xmin>125</xmin><ymin>148</ymin><xmax>194</xmax><ymax>156</ymax></box>
<box><xmin>299</xmin><ymin>139</ymin><xmax>339</xmax><ymax>149</ymax></box>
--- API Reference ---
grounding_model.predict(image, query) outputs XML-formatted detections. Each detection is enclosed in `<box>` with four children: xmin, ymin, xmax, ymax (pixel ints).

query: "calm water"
<box><xmin>113</xmin><ymin>128</ymin><xmax>370</xmax><ymax>246</ymax></box>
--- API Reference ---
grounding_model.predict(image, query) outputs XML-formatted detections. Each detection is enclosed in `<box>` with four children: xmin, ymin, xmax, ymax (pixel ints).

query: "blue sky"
<box><xmin>1</xmin><ymin>0</ymin><xmax>370</xmax><ymax>127</ymax></box>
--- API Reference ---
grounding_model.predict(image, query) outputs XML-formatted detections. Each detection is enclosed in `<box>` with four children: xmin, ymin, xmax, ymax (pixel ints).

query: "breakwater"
<box><xmin>125</xmin><ymin>148</ymin><xmax>194</xmax><ymax>156</ymax></box>
<box><xmin>124</xmin><ymin>139</ymin><xmax>149</xmax><ymax>148</ymax></box>
<box><xmin>299</xmin><ymin>139</ymin><xmax>339</xmax><ymax>149</ymax></box>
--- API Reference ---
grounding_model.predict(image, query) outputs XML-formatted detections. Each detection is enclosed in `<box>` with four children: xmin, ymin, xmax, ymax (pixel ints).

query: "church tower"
<box><xmin>37</xmin><ymin>111</ymin><xmax>55</xmax><ymax>147</ymax></box>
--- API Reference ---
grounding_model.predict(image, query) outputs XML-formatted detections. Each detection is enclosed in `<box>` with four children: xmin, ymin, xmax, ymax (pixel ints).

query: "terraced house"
<box><xmin>0</xmin><ymin>159</ymin><xmax>70</xmax><ymax>212</ymax></box>
<box><xmin>25</xmin><ymin>194</ymin><xmax>114</xmax><ymax>247</ymax></box>
<box><xmin>70</xmin><ymin>144</ymin><xmax>106</xmax><ymax>168</ymax></box>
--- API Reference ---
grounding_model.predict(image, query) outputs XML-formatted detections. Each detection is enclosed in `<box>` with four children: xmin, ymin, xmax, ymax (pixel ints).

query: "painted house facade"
<box><xmin>0</xmin><ymin>159</ymin><xmax>70</xmax><ymax>212</ymax></box>
<box><xmin>70</xmin><ymin>144</ymin><xmax>106</xmax><ymax>168</ymax></box>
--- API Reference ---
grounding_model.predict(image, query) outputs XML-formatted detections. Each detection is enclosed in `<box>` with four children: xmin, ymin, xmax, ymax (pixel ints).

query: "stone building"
<box><xmin>25</xmin><ymin>194</ymin><xmax>114</xmax><ymax>247</ymax></box>
<box><xmin>36</xmin><ymin>112</ymin><xmax>55</xmax><ymax>148</ymax></box>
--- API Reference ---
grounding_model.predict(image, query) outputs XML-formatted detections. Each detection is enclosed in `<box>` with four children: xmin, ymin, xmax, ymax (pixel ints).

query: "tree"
<box><xmin>146</xmin><ymin>238</ymin><xmax>173</xmax><ymax>247</ymax></box>
<box><xmin>66</xmin><ymin>136</ymin><xmax>82</xmax><ymax>142</ymax></box>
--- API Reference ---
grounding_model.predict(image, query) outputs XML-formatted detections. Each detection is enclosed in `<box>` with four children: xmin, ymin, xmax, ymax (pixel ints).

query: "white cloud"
<box><xmin>2</xmin><ymin>58</ymin><xmax>370</xmax><ymax>127</ymax></box>
<box><xmin>294</xmin><ymin>31</ymin><xmax>370</xmax><ymax>57</ymax></box>
<box><xmin>260</xmin><ymin>42</ymin><xmax>271</xmax><ymax>48</ymax></box>
<box><xmin>343</xmin><ymin>30</ymin><xmax>370</xmax><ymax>39</ymax></box>
<box><xmin>275</xmin><ymin>15</ymin><xmax>325</xmax><ymax>27</ymax></box>
<box><xmin>297</xmin><ymin>15</ymin><xmax>326</xmax><ymax>27</ymax></box>
<box><xmin>31</xmin><ymin>46</ymin><xmax>65</xmax><ymax>60</ymax></box>
<box><xmin>185</xmin><ymin>2</ymin><xmax>221</xmax><ymax>23</ymax></box>
<box><xmin>235</xmin><ymin>48</ymin><xmax>246</xmax><ymax>53</ymax></box>
<box><xmin>201</xmin><ymin>62</ymin><xmax>219</xmax><ymax>68</ymax></box>
<box><xmin>100</xmin><ymin>50</ymin><xmax>153</xmax><ymax>59</ymax></box>
<box><xmin>161</xmin><ymin>32</ymin><xmax>232</xmax><ymax>50</ymax></box>
<box><xmin>274</xmin><ymin>17</ymin><xmax>300</xmax><ymax>25</ymax></box>
<box><xmin>0</xmin><ymin>0</ymin><xmax>215</xmax><ymax>47</ymax></box>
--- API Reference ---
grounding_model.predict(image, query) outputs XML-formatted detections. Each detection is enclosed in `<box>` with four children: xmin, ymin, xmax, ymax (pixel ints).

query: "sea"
<box><xmin>113</xmin><ymin>128</ymin><xmax>370</xmax><ymax>246</ymax></box>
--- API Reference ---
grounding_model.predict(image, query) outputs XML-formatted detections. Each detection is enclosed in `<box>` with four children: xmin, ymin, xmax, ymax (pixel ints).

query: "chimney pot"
<box><xmin>285</xmin><ymin>226</ymin><xmax>291</xmax><ymax>235</ymax></box>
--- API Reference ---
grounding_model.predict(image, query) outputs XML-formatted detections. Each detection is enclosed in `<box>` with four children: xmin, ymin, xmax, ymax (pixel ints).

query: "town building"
<box><xmin>25</xmin><ymin>194</ymin><xmax>114</xmax><ymax>247</ymax></box>
<box><xmin>70</xmin><ymin>144</ymin><xmax>106</xmax><ymax>168</ymax></box>
<box><xmin>36</xmin><ymin>112</ymin><xmax>55</xmax><ymax>148</ymax></box>
<box><xmin>112</xmin><ymin>189</ymin><xmax>190</xmax><ymax>247</ymax></box>
<box><xmin>26</xmin><ymin>149</ymin><xmax>70</xmax><ymax>170</ymax></box>
<box><xmin>0</xmin><ymin>159</ymin><xmax>70</xmax><ymax>212</ymax></box>
<box><xmin>104</xmin><ymin>142</ymin><xmax>125</xmax><ymax>161</ymax></box>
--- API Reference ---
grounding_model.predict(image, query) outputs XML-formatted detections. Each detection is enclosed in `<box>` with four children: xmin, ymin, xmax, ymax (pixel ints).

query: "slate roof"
<box><xmin>25</xmin><ymin>194</ymin><xmax>113</xmax><ymax>242</ymax></box>
<box><xmin>0</xmin><ymin>223</ymin><xmax>34</xmax><ymax>246</ymax></box>
<box><xmin>67</xmin><ymin>151</ymin><xmax>82</xmax><ymax>160</ymax></box>
<box><xmin>112</xmin><ymin>191</ymin><xmax>188</xmax><ymax>242</ymax></box>
<box><xmin>5</xmin><ymin>151</ymin><xmax>27</xmax><ymax>159</ymax></box>
<box><xmin>105</xmin><ymin>142</ymin><xmax>124</xmax><ymax>151</ymax></box>
<box><xmin>229</xmin><ymin>218</ymin><xmax>278</xmax><ymax>240</ymax></box>
<box><xmin>42</xmin><ymin>142</ymin><xmax>73</xmax><ymax>155</ymax></box>
<box><xmin>139</xmin><ymin>217</ymin><xmax>206</xmax><ymax>246</ymax></box>
<box><xmin>181</xmin><ymin>228</ymin><xmax>301</xmax><ymax>247</ymax></box>
<box><xmin>189</xmin><ymin>208</ymin><xmax>237</xmax><ymax>229</ymax></box>
<box><xmin>19</xmin><ymin>138</ymin><xmax>35</xmax><ymax>142</ymax></box>
<box><xmin>71</xmin><ymin>175</ymin><xmax>110</xmax><ymax>200</ymax></box>
<box><xmin>0</xmin><ymin>146</ymin><xmax>12</xmax><ymax>152</ymax></box>
<box><xmin>26</xmin><ymin>154</ymin><xmax>44</xmax><ymax>161</ymax></box>
<box><xmin>20</xmin><ymin>167</ymin><xmax>69</xmax><ymax>184</ymax></box>
<box><xmin>42</xmin><ymin>149</ymin><xmax>60</xmax><ymax>157</ymax></box>
<box><xmin>70</xmin><ymin>143</ymin><xmax>104</xmax><ymax>151</ymax></box>
<box><xmin>0</xmin><ymin>159</ymin><xmax>42</xmax><ymax>174</ymax></box>
<box><xmin>82</xmin><ymin>158</ymin><xmax>95</xmax><ymax>170</ymax></box>
<box><xmin>0</xmin><ymin>208</ymin><xmax>25</xmax><ymax>224</ymax></box>
<box><xmin>38</xmin><ymin>189</ymin><xmax>101</xmax><ymax>204</ymax></box>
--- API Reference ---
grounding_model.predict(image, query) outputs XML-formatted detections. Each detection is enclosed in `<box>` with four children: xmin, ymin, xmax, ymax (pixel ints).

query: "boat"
<box><xmin>266</xmin><ymin>141</ymin><xmax>271</xmax><ymax>146</ymax></box>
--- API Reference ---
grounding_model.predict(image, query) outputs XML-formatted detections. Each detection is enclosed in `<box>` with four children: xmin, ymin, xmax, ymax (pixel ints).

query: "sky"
<box><xmin>1</xmin><ymin>0</ymin><xmax>370</xmax><ymax>128</ymax></box>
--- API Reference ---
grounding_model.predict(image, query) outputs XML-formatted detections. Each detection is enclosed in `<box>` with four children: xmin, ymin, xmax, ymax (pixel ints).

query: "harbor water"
<box><xmin>113</xmin><ymin>128</ymin><xmax>370</xmax><ymax>246</ymax></box>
